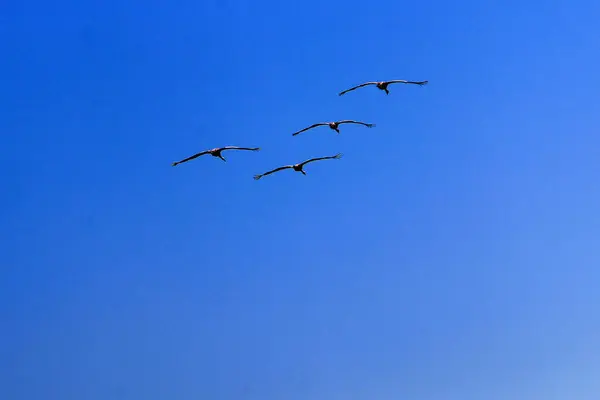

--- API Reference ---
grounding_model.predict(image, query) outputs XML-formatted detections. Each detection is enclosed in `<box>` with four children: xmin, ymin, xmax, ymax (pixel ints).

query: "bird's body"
<box><xmin>254</xmin><ymin>153</ymin><xmax>343</xmax><ymax>180</ymax></box>
<box><xmin>292</xmin><ymin>120</ymin><xmax>375</xmax><ymax>136</ymax></box>
<box><xmin>338</xmin><ymin>79</ymin><xmax>428</xmax><ymax>96</ymax></box>
<box><xmin>172</xmin><ymin>146</ymin><xmax>260</xmax><ymax>166</ymax></box>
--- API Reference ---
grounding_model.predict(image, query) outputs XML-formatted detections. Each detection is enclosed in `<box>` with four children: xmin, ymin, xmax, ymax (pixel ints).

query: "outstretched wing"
<box><xmin>387</xmin><ymin>79</ymin><xmax>428</xmax><ymax>86</ymax></box>
<box><xmin>337</xmin><ymin>120</ymin><xmax>376</xmax><ymax>128</ymax></box>
<box><xmin>253</xmin><ymin>165</ymin><xmax>293</xmax><ymax>180</ymax></box>
<box><xmin>338</xmin><ymin>82</ymin><xmax>378</xmax><ymax>96</ymax></box>
<box><xmin>299</xmin><ymin>153</ymin><xmax>343</xmax><ymax>167</ymax></box>
<box><xmin>292</xmin><ymin>123</ymin><xmax>328</xmax><ymax>136</ymax></box>
<box><xmin>220</xmin><ymin>146</ymin><xmax>261</xmax><ymax>151</ymax></box>
<box><xmin>171</xmin><ymin>149</ymin><xmax>210</xmax><ymax>166</ymax></box>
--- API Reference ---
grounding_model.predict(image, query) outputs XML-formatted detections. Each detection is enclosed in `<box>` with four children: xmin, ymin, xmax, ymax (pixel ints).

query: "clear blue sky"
<box><xmin>2</xmin><ymin>0</ymin><xmax>600</xmax><ymax>399</ymax></box>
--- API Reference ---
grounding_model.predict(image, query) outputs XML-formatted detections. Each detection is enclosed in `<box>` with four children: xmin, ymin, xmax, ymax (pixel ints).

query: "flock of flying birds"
<box><xmin>171</xmin><ymin>79</ymin><xmax>429</xmax><ymax>179</ymax></box>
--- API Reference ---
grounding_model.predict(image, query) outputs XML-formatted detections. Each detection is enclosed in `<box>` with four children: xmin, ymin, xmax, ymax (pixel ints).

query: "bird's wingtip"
<box><xmin>171</xmin><ymin>162</ymin><xmax>178</xmax><ymax>167</ymax></box>
<box><xmin>253</xmin><ymin>175</ymin><xmax>261</xmax><ymax>180</ymax></box>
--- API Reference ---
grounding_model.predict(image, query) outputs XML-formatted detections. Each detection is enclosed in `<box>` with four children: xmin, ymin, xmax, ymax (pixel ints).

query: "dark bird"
<box><xmin>338</xmin><ymin>79</ymin><xmax>428</xmax><ymax>96</ymax></box>
<box><xmin>253</xmin><ymin>153</ymin><xmax>342</xmax><ymax>180</ymax></box>
<box><xmin>172</xmin><ymin>146</ymin><xmax>260</xmax><ymax>166</ymax></box>
<box><xmin>292</xmin><ymin>120</ymin><xmax>375</xmax><ymax>136</ymax></box>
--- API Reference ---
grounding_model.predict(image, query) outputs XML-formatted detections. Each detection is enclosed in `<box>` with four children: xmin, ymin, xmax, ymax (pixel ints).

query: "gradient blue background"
<box><xmin>2</xmin><ymin>0</ymin><xmax>600</xmax><ymax>399</ymax></box>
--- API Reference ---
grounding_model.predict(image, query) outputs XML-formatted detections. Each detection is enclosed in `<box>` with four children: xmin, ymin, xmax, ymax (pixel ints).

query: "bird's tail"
<box><xmin>253</xmin><ymin>175</ymin><xmax>262</xmax><ymax>180</ymax></box>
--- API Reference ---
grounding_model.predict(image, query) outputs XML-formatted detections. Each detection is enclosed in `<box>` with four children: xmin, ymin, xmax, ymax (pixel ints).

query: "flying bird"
<box><xmin>292</xmin><ymin>120</ymin><xmax>375</xmax><ymax>136</ymax></box>
<box><xmin>338</xmin><ymin>79</ymin><xmax>428</xmax><ymax>96</ymax></box>
<box><xmin>253</xmin><ymin>154</ymin><xmax>343</xmax><ymax>180</ymax></box>
<box><xmin>172</xmin><ymin>146</ymin><xmax>260</xmax><ymax>166</ymax></box>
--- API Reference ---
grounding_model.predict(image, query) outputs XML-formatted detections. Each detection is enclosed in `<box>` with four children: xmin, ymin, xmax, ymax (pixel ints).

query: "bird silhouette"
<box><xmin>172</xmin><ymin>146</ymin><xmax>260</xmax><ymax>166</ymax></box>
<box><xmin>338</xmin><ymin>79</ymin><xmax>428</xmax><ymax>96</ymax></box>
<box><xmin>292</xmin><ymin>120</ymin><xmax>375</xmax><ymax>136</ymax></box>
<box><xmin>254</xmin><ymin>154</ymin><xmax>343</xmax><ymax>180</ymax></box>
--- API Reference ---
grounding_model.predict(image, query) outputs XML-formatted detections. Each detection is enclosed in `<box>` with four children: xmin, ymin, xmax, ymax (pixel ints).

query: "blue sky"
<box><xmin>2</xmin><ymin>0</ymin><xmax>600</xmax><ymax>399</ymax></box>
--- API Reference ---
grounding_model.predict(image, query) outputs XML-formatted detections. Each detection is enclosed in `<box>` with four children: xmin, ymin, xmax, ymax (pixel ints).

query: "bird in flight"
<box><xmin>254</xmin><ymin>154</ymin><xmax>343</xmax><ymax>180</ymax></box>
<box><xmin>292</xmin><ymin>120</ymin><xmax>375</xmax><ymax>136</ymax></box>
<box><xmin>338</xmin><ymin>79</ymin><xmax>428</xmax><ymax>96</ymax></box>
<box><xmin>172</xmin><ymin>146</ymin><xmax>260</xmax><ymax>166</ymax></box>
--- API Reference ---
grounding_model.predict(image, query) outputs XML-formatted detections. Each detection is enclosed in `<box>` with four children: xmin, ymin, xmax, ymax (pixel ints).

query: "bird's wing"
<box><xmin>253</xmin><ymin>165</ymin><xmax>293</xmax><ymax>180</ymax></box>
<box><xmin>338</xmin><ymin>82</ymin><xmax>378</xmax><ymax>96</ymax></box>
<box><xmin>337</xmin><ymin>120</ymin><xmax>376</xmax><ymax>127</ymax></box>
<box><xmin>171</xmin><ymin>150</ymin><xmax>210</xmax><ymax>166</ymax></box>
<box><xmin>299</xmin><ymin>153</ymin><xmax>343</xmax><ymax>167</ymax></box>
<box><xmin>220</xmin><ymin>146</ymin><xmax>261</xmax><ymax>151</ymax></box>
<box><xmin>292</xmin><ymin>123</ymin><xmax>328</xmax><ymax>136</ymax></box>
<box><xmin>387</xmin><ymin>79</ymin><xmax>428</xmax><ymax>86</ymax></box>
